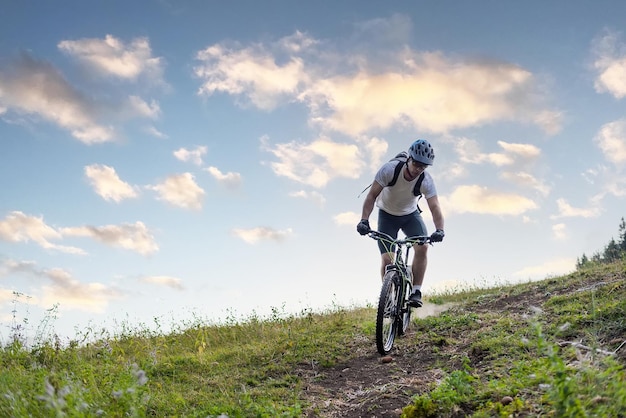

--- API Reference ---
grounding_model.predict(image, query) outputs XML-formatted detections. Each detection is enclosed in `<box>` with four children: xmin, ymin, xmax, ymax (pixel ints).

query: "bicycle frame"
<box><xmin>371</xmin><ymin>229</ymin><xmax>430</xmax><ymax>286</ymax></box>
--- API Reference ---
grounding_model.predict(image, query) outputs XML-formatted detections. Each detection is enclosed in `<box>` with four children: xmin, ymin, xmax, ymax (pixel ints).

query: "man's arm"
<box><xmin>426</xmin><ymin>195</ymin><xmax>444</xmax><ymax>231</ymax></box>
<box><xmin>361</xmin><ymin>181</ymin><xmax>384</xmax><ymax>221</ymax></box>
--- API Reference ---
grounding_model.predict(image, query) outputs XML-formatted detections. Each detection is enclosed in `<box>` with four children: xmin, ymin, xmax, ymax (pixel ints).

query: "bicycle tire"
<box><xmin>397</xmin><ymin>277</ymin><xmax>412</xmax><ymax>336</ymax></box>
<box><xmin>376</xmin><ymin>271</ymin><xmax>399</xmax><ymax>355</ymax></box>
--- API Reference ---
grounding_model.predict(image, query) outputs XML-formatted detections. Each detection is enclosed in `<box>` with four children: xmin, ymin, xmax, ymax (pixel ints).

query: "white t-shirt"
<box><xmin>374</xmin><ymin>161</ymin><xmax>437</xmax><ymax>216</ymax></box>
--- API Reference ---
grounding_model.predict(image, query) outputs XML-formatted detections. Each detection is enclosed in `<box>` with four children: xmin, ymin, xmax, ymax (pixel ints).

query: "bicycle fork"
<box><xmin>385</xmin><ymin>265</ymin><xmax>412</xmax><ymax>317</ymax></box>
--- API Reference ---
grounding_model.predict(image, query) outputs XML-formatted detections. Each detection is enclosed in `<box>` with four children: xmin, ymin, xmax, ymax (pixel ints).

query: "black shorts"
<box><xmin>377</xmin><ymin>209</ymin><xmax>427</xmax><ymax>254</ymax></box>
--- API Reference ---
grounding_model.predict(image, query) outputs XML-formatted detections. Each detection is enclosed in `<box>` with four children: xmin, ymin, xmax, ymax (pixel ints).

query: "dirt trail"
<box><xmin>300</xmin><ymin>303</ymin><xmax>456</xmax><ymax>418</ymax></box>
<box><xmin>297</xmin><ymin>268</ymin><xmax>626</xmax><ymax>417</ymax></box>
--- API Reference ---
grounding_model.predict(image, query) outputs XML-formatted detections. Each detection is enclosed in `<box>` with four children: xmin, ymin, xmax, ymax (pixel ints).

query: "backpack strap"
<box><xmin>413</xmin><ymin>172</ymin><xmax>425</xmax><ymax>196</ymax></box>
<box><xmin>387</xmin><ymin>160</ymin><xmax>405</xmax><ymax>187</ymax></box>
<box><xmin>414</xmin><ymin>172</ymin><xmax>425</xmax><ymax>213</ymax></box>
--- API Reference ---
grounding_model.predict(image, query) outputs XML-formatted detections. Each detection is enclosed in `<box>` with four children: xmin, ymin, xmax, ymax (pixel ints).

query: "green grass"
<box><xmin>403</xmin><ymin>260</ymin><xmax>626</xmax><ymax>418</ymax></box>
<box><xmin>1</xmin><ymin>260</ymin><xmax>626</xmax><ymax>417</ymax></box>
<box><xmin>1</xmin><ymin>304</ymin><xmax>375</xmax><ymax>417</ymax></box>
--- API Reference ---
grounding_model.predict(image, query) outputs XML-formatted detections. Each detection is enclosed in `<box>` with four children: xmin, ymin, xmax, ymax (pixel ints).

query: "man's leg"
<box><xmin>377</xmin><ymin>209</ymin><xmax>399</xmax><ymax>280</ymax></box>
<box><xmin>404</xmin><ymin>211</ymin><xmax>428</xmax><ymax>307</ymax></box>
<box><xmin>411</xmin><ymin>244</ymin><xmax>428</xmax><ymax>286</ymax></box>
<box><xmin>407</xmin><ymin>244</ymin><xmax>427</xmax><ymax>307</ymax></box>
<box><xmin>380</xmin><ymin>252</ymin><xmax>394</xmax><ymax>280</ymax></box>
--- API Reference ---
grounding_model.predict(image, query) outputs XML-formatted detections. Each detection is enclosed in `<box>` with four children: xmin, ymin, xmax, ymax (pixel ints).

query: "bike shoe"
<box><xmin>408</xmin><ymin>290</ymin><xmax>423</xmax><ymax>308</ymax></box>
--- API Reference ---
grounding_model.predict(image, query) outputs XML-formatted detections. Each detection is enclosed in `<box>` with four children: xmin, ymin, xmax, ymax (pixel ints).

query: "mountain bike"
<box><xmin>367</xmin><ymin>230</ymin><xmax>432</xmax><ymax>355</ymax></box>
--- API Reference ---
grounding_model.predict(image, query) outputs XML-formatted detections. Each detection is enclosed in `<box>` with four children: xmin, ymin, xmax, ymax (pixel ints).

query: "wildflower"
<box><xmin>132</xmin><ymin>364</ymin><xmax>148</xmax><ymax>385</ymax></box>
<box><xmin>134</xmin><ymin>369</ymin><xmax>148</xmax><ymax>386</ymax></box>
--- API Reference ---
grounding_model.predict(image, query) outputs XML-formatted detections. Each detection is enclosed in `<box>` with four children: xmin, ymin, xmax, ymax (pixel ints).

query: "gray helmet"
<box><xmin>408</xmin><ymin>139</ymin><xmax>435</xmax><ymax>165</ymax></box>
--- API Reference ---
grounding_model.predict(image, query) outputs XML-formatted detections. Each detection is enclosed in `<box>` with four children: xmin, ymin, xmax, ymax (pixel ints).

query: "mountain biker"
<box><xmin>357</xmin><ymin>139</ymin><xmax>445</xmax><ymax>307</ymax></box>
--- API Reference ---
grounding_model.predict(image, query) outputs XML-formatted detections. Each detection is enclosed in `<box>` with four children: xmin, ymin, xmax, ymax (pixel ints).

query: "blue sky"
<box><xmin>2</xmin><ymin>0</ymin><xmax>626</xmax><ymax>342</ymax></box>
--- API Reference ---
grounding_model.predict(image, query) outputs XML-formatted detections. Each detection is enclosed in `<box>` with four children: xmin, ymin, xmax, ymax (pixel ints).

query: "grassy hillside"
<box><xmin>1</xmin><ymin>260</ymin><xmax>625</xmax><ymax>417</ymax></box>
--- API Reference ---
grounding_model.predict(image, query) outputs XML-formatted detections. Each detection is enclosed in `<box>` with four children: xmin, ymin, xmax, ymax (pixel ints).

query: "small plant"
<box><xmin>402</xmin><ymin>361</ymin><xmax>476</xmax><ymax>417</ymax></box>
<box><xmin>533</xmin><ymin>324</ymin><xmax>585</xmax><ymax>417</ymax></box>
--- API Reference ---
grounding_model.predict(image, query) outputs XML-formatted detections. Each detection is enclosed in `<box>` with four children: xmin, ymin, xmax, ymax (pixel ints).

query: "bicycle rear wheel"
<box><xmin>376</xmin><ymin>271</ymin><xmax>399</xmax><ymax>355</ymax></box>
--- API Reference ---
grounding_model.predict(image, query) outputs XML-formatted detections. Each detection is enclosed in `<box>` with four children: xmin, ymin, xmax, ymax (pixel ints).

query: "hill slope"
<box><xmin>301</xmin><ymin>261</ymin><xmax>626</xmax><ymax>417</ymax></box>
<box><xmin>1</xmin><ymin>261</ymin><xmax>625</xmax><ymax>417</ymax></box>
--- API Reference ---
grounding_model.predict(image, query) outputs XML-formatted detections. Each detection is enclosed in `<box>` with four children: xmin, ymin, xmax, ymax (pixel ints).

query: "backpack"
<box><xmin>358</xmin><ymin>151</ymin><xmax>425</xmax><ymax>211</ymax></box>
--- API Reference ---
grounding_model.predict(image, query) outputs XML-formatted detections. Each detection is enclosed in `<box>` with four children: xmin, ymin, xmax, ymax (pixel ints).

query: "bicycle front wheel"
<box><xmin>397</xmin><ymin>277</ymin><xmax>412</xmax><ymax>336</ymax></box>
<box><xmin>376</xmin><ymin>271</ymin><xmax>400</xmax><ymax>355</ymax></box>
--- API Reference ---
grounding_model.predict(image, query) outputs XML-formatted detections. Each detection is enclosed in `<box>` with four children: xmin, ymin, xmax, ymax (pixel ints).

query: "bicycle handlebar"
<box><xmin>367</xmin><ymin>230</ymin><xmax>432</xmax><ymax>246</ymax></box>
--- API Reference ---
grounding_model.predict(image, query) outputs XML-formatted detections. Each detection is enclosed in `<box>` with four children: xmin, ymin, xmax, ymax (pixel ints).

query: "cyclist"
<box><xmin>357</xmin><ymin>139</ymin><xmax>445</xmax><ymax>307</ymax></box>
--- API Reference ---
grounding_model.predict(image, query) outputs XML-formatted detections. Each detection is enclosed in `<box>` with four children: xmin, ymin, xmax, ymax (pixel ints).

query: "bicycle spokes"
<box><xmin>376</xmin><ymin>272</ymin><xmax>400</xmax><ymax>355</ymax></box>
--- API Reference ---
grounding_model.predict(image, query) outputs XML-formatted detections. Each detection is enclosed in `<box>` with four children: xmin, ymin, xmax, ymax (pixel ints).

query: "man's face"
<box><xmin>406</xmin><ymin>157</ymin><xmax>428</xmax><ymax>179</ymax></box>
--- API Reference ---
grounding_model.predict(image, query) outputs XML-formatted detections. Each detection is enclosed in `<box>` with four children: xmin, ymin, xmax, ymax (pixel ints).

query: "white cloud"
<box><xmin>41</xmin><ymin>268</ymin><xmax>123</xmax><ymax>312</ymax></box>
<box><xmin>361</xmin><ymin>136</ymin><xmax>388</xmax><ymax>172</ymax></box>
<box><xmin>205</xmin><ymin>166</ymin><xmax>242</xmax><ymax>188</ymax></box>
<box><xmin>512</xmin><ymin>258</ymin><xmax>576</xmax><ymax>280</ymax></box>
<box><xmin>533</xmin><ymin>110</ymin><xmax>563</xmax><ymax>136</ymax></box>
<box><xmin>451</xmin><ymin>163</ymin><xmax>469</xmax><ymax>178</ymax></box>
<box><xmin>0</xmin><ymin>212</ymin><xmax>159</xmax><ymax>256</ymax></box>
<box><xmin>0</xmin><ymin>211</ymin><xmax>61</xmax><ymax>245</ymax></box>
<box><xmin>147</xmin><ymin>173</ymin><xmax>205</xmax><ymax>210</ymax></box>
<box><xmin>594</xmin><ymin>119</ymin><xmax>626</xmax><ymax>165</ymax></box>
<box><xmin>486</xmin><ymin>153</ymin><xmax>515</xmax><ymax>166</ymax></box>
<box><xmin>232</xmin><ymin>227</ymin><xmax>293</xmax><ymax>244</ymax></box>
<box><xmin>582</xmin><ymin>168</ymin><xmax>598</xmax><ymax>185</ymax></box>
<box><xmin>500</xmin><ymin>171</ymin><xmax>550</xmax><ymax>196</ymax></box>
<box><xmin>453</xmin><ymin>138</ymin><xmax>540</xmax><ymax>167</ymax></box>
<box><xmin>552</xmin><ymin>223</ymin><xmax>567</xmax><ymax>240</ymax></box>
<box><xmin>587</xmin><ymin>168</ymin><xmax>626</xmax><ymax>218</ymax></box>
<box><xmin>333</xmin><ymin>211</ymin><xmax>360</xmax><ymax>226</ymax></box>
<box><xmin>592</xmin><ymin>30</ymin><xmax>626</xmax><ymax>99</ymax></box>
<box><xmin>497</xmin><ymin>141</ymin><xmax>541</xmax><ymax>159</ymax></box>
<box><xmin>174</xmin><ymin>146</ymin><xmax>207</xmax><ymax>166</ymax></box>
<box><xmin>145</xmin><ymin>126</ymin><xmax>167</xmax><ymax>138</ymax></box>
<box><xmin>1</xmin><ymin>258</ymin><xmax>123</xmax><ymax>313</ymax></box>
<box><xmin>600</xmin><ymin>177</ymin><xmax>626</xmax><ymax>198</ymax></box>
<box><xmin>583</xmin><ymin>165</ymin><xmax>626</xmax><ymax>203</ymax></box>
<box><xmin>58</xmin><ymin>34</ymin><xmax>165</xmax><ymax>84</ymax></box>
<box><xmin>552</xmin><ymin>198</ymin><xmax>601</xmax><ymax>219</ymax></box>
<box><xmin>140</xmin><ymin>275</ymin><xmax>184</xmax><ymax>290</ymax></box>
<box><xmin>449</xmin><ymin>138</ymin><xmax>547</xmax><ymax>194</ymax></box>
<box><xmin>194</xmin><ymin>35</ymin><xmax>309</xmax><ymax>110</ymax></box>
<box><xmin>0</xmin><ymin>288</ymin><xmax>13</xmax><ymax>304</ymax></box>
<box><xmin>277</xmin><ymin>30</ymin><xmax>319</xmax><ymax>53</ymax></box>
<box><xmin>84</xmin><ymin>164</ymin><xmax>139</xmax><ymax>202</ymax></box>
<box><xmin>126</xmin><ymin>95</ymin><xmax>161</xmax><ymax>119</ymax></box>
<box><xmin>301</xmin><ymin>58</ymin><xmax>555</xmax><ymax>136</ymax></box>
<box><xmin>261</xmin><ymin>135</ymin><xmax>361</xmax><ymax>188</ymax></box>
<box><xmin>0</xmin><ymin>211</ymin><xmax>85</xmax><ymax>254</ymax></box>
<box><xmin>442</xmin><ymin>185</ymin><xmax>538</xmax><ymax>216</ymax></box>
<box><xmin>61</xmin><ymin>221</ymin><xmax>158</xmax><ymax>256</ymax></box>
<box><xmin>194</xmin><ymin>23</ymin><xmax>560</xmax><ymax>137</ymax></box>
<box><xmin>0</xmin><ymin>259</ymin><xmax>38</xmax><ymax>277</ymax></box>
<box><xmin>0</xmin><ymin>54</ymin><xmax>115</xmax><ymax>144</ymax></box>
<box><xmin>289</xmin><ymin>190</ymin><xmax>326</xmax><ymax>207</ymax></box>
<box><xmin>453</xmin><ymin>137</ymin><xmax>514</xmax><ymax>166</ymax></box>
<box><xmin>0</xmin><ymin>51</ymin><xmax>163</xmax><ymax>144</ymax></box>
<box><xmin>452</xmin><ymin>137</ymin><xmax>484</xmax><ymax>164</ymax></box>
